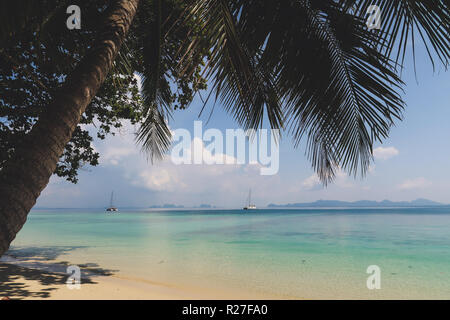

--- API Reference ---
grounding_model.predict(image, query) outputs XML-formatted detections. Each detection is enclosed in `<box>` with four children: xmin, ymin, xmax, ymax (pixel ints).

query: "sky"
<box><xmin>36</xmin><ymin>42</ymin><xmax>450</xmax><ymax>208</ymax></box>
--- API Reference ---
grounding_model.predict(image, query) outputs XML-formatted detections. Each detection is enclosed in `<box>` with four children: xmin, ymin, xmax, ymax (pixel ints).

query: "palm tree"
<box><xmin>0</xmin><ymin>0</ymin><xmax>140</xmax><ymax>256</ymax></box>
<box><xmin>0</xmin><ymin>0</ymin><xmax>448</xmax><ymax>257</ymax></box>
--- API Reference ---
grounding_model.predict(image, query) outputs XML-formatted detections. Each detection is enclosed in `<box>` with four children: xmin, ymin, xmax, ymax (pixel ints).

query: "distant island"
<box><xmin>149</xmin><ymin>204</ymin><xmax>185</xmax><ymax>209</ymax></box>
<box><xmin>267</xmin><ymin>198</ymin><xmax>446</xmax><ymax>208</ymax></box>
<box><xmin>198</xmin><ymin>204</ymin><xmax>214</xmax><ymax>208</ymax></box>
<box><xmin>149</xmin><ymin>204</ymin><xmax>216</xmax><ymax>209</ymax></box>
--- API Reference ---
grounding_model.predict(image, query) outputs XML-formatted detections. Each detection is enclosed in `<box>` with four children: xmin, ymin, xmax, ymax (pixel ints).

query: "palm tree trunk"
<box><xmin>0</xmin><ymin>0</ymin><xmax>140</xmax><ymax>257</ymax></box>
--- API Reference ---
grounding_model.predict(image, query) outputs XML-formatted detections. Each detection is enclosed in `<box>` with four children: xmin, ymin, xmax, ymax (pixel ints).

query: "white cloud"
<box><xmin>102</xmin><ymin>146</ymin><xmax>136</xmax><ymax>165</ymax></box>
<box><xmin>47</xmin><ymin>121</ymin><xmax>410</xmax><ymax>208</ymax></box>
<box><xmin>90</xmin><ymin>122</ymin><xmax>278</xmax><ymax>206</ymax></box>
<box><xmin>137</xmin><ymin>168</ymin><xmax>184</xmax><ymax>192</ymax></box>
<box><xmin>398</xmin><ymin>177</ymin><xmax>432</xmax><ymax>190</ymax></box>
<box><xmin>171</xmin><ymin>137</ymin><xmax>239</xmax><ymax>165</ymax></box>
<box><xmin>302</xmin><ymin>174</ymin><xmax>322</xmax><ymax>191</ymax></box>
<box><xmin>37</xmin><ymin>176</ymin><xmax>83</xmax><ymax>207</ymax></box>
<box><xmin>300</xmin><ymin>169</ymin><xmax>354</xmax><ymax>191</ymax></box>
<box><xmin>334</xmin><ymin>170</ymin><xmax>355</xmax><ymax>188</ymax></box>
<box><xmin>373</xmin><ymin>146</ymin><xmax>399</xmax><ymax>160</ymax></box>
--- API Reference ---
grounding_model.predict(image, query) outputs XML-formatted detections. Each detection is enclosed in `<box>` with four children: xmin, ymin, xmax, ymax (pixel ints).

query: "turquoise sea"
<box><xmin>7</xmin><ymin>207</ymin><xmax>450</xmax><ymax>299</ymax></box>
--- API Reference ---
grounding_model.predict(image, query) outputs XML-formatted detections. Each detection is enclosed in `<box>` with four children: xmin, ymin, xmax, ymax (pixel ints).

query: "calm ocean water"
<box><xmin>7</xmin><ymin>207</ymin><xmax>450</xmax><ymax>299</ymax></box>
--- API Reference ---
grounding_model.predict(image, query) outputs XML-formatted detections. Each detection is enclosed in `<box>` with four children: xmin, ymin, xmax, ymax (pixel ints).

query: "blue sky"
<box><xmin>36</xmin><ymin>43</ymin><xmax>450</xmax><ymax>208</ymax></box>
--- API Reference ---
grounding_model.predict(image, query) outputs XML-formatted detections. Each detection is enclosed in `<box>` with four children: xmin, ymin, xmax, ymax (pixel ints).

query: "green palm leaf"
<box><xmin>178</xmin><ymin>0</ymin><xmax>409</xmax><ymax>182</ymax></box>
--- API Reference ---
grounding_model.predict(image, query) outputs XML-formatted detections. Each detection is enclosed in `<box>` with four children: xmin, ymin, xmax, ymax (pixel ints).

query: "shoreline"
<box><xmin>5</xmin><ymin>208</ymin><xmax>450</xmax><ymax>300</ymax></box>
<box><xmin>0</xmin><ymin>256</ymin><xmax>284</xmax><ymax>300</ymax></box>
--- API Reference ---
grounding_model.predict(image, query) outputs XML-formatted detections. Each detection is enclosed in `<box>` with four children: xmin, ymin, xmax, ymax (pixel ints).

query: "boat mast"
<box><xmin>110</xmin><ymin>191</ymin><xmax>114</xmax><ymax>207</ymax></box>
<box><xmin>248</xmin><ymin>189</ymin><xmax>251</xmax><ymax>206</ymax></box>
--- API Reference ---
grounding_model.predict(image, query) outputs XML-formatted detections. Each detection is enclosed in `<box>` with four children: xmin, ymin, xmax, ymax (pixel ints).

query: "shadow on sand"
<box><xmin>0</xmin><ymin>246</ymin><xmax>117</xmax><ymax>299</ymax></box>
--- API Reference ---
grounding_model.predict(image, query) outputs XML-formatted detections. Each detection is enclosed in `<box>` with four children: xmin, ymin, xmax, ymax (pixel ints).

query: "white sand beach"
<box><xmin>0</xmin><ymin>256</ymin><xmax>281</xmax><ymax>300</ymax></box>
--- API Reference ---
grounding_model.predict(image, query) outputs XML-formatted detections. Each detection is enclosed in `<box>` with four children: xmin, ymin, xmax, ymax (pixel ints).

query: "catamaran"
<box><xmin>106</xmin><ymin>191</ymin><xmax>118</xmax><ymax>212</ymax></box>
<box><xmin>243</xmin><ymin>189</ymin><xmax>256</xmax><ymax>210</ymax></box>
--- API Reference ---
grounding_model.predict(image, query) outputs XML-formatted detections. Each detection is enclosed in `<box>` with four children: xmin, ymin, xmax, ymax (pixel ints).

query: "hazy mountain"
<box><xmin>148</xmin><ymin>204</ymin><xmax>216</xmax><ymax>209</ymax></box>
<box><xmin>149</xmin><ymin>204</ymin><xmax>185</xmax><ymax>208</ymax></box>
<box><xmin>198</xmin><ymin>204</ymin><xmax>213</xmax><ymax>208</ymax></box>
<box><xmin>267</xmin><ymin>199</ymin><xmax>445</xmax><ymax>208</ymax></box>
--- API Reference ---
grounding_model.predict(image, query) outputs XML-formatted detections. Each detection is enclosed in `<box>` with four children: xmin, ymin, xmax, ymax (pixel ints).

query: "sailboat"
<box><xmin>106</xmin><ymin>191</ymin><xmax>118</xmax><ymax>212</ymax></box>
<box><xmin>243</xmin><ymin>189</ymin><xmax>256</xmax><ymax>210</ymax></box>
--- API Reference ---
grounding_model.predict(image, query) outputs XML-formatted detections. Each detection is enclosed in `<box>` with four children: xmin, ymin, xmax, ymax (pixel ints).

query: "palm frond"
<box><xmin>136</xmin><ymin>0</ymin><xmax>173</xmax><ymax>161</ymax></box>
<box><xmin>136</xmin><ymin>107</ymin><xmax>172</xmax><ymax>162</ymax></box>
<box><xmin>342</xmin><ymin>0</ymin><xmax>450</xmax><ymax>69</ymax></box>
<box><xmin>180</xmin><ymin>0</ymin><xmax>405</xmax><ymax>183</ymax></box>
<box><xmin>178</xmin><ymin>0</ymin><xmax>284</xmax><ymax>131</ymax></box>
<box><xmin>128</xmin><ymin>0</ymin><xmax>448</xmax><ymax>182</ymax></box>
<box><xmin>284</xmin><ymin>1</ymin><xmax>404</xmax><ymax>182</ymax></box>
